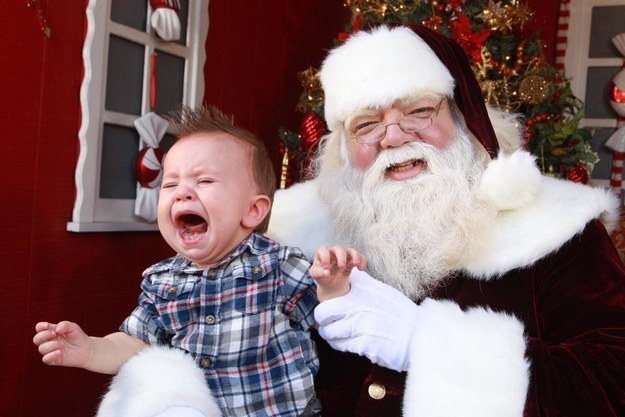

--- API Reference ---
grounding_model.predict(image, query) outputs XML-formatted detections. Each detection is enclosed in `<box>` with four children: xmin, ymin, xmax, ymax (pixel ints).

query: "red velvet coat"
<box><xmin>313</xmin><ymin>220</ymin><xmax>625</xmax><ymax>417</ymax></box>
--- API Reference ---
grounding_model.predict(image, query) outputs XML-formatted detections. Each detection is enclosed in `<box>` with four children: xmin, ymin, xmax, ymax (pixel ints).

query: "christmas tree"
<box><xmin>279</xmin><ymin>0</ymin><xmax>597</xmax><ymax>187</ymax></box>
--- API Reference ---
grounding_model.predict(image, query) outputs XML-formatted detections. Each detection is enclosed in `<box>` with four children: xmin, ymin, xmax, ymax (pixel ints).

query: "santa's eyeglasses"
<box><xmin>348</xmin><ymin>99</ymin><xmax>444</xmax><ymax>145</ymax></box>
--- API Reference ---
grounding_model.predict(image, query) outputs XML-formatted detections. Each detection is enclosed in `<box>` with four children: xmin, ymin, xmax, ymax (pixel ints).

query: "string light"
<box><xmin>26</xmin><ymin>0</ymin><xmax>51</xmax><ymax>38</ymax></box>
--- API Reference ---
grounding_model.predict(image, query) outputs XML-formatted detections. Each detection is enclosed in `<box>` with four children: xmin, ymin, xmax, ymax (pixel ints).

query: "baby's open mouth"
<box><xmin>176</xmin><ymin>213</ymin><xmax>208</xmax><ymax>239</ymax></box>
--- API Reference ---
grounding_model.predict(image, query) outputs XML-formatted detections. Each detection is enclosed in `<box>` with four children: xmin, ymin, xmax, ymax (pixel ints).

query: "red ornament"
<box><xmin>150</xmin><ymin>0</ymin><xmax>180</xmax><ymax>9</ymax></box>
<box><xmin>135</xmin><ymin>147</ymin><xmax>165</xmax><ymax>188</ymax></box>
<box><xmin>423</xmin><ymin>15</ymin><xmax>444</xmax><ymax>31</ymax></box>
<box><xmin>449</xmin><ymin>0</ymin><xmax>465</xmax><ymax>9</ymax></box>
<box><xmin>298</xmin><ymin>112</ymin><xmax>326</xmax><ymax>180</ymax></box>
<box><xmin>300</xmin><ymin>111</ymin><xmax>326</xmax><ymax>150</ymax></box>
<box><xmin>567</xmin><ymin>164</ymin><xmax>589</xmax><ymax>184</ymax></box>
<box><xmin>612</xmin><ymin>82</ymin><xmax>625</xmax><ymax>104</ymax></box>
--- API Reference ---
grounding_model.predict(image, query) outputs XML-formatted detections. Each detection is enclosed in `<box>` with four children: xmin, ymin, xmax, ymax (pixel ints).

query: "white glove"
<box><xmin>314</xmin><ymin>269</ymin><xmax>419</xmax><ymax>372</ymax></box>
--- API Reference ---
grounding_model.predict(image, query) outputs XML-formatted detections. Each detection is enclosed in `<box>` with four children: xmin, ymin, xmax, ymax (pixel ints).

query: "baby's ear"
<box><xmin>479</xmin><ymin>149</ymin><xmax>541</xmax><ymax>210</ymax></box>
<box><xmin>242</xmin><ymin>195</ymin><xmax>272</xmax><ymax>229</ymax></box>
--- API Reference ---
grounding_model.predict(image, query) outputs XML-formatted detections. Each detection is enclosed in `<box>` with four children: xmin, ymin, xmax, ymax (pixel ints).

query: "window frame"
<box><xmin>67</xmin><ymin>0</ymin><xmax>209</xmax><ymax>232</ymax></box>
<box><xmin>564</xmin><ymin>0</ymin><xmax>625</xmax><ymax>186</ymax></box>
<box><xmin>565</xmin><ymin>0</ymin><xmax>623</xmax><ymax>130</ymax></box>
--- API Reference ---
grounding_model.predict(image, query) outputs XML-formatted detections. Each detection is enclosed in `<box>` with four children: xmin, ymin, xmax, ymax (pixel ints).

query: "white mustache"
<box><xmin>363</xmin><ymin>142</ymin><xmax>441</xmax><ymax>185</ymax></box>
<box><xmin>371</xmin><ymin>142</ymin><xmax>437</xmax><ymax>168</ymax></box>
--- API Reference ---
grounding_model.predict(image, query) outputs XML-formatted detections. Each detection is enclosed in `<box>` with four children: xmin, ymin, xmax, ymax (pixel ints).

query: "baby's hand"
<box><xmin>311</xmin><ymin>245</ymin><xmax>367</xmax><ymax>301</ymax></box>
<box><xmin>33</xmin><ymin>321</ymin><xmax>93</xmax><ymax>368</ymax></box>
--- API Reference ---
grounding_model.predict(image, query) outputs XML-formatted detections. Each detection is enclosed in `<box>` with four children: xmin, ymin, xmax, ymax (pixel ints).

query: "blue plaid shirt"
<box><xmin>121</xmin><ymin>233</ymin><xmax>319</xmax><ymax>416</ymax></box>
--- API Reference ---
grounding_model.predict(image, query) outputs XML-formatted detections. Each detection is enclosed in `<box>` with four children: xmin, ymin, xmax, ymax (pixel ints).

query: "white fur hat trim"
<box><xmin>320</xmin><ymin>25</ymin><xmax>454</xmax><ymax>131</ymax></box>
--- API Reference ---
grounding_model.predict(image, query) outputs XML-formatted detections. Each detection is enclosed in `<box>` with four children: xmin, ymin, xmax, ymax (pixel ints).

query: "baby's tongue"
<box><xmin>182</xmin><ymin>214</ymin><xmax>207</xmax><ymax>234</ymax></box>
<box><xmin>185</xmin><ymin>222</ymin><xmax>207</xmax><ymax>234</ymax></box>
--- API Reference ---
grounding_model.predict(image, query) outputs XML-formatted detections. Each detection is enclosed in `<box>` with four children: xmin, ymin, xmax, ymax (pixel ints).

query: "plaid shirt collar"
<box><xmin>147</xmin><ymin>233</ymin><xmax>276</xmax><ymax>276</ymax></box>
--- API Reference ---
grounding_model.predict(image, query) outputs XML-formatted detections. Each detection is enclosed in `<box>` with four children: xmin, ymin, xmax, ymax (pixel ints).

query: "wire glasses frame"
<box><xmin>349</xmin><ymin>99</ymin><xmax>444</xmax><ymax>144</ymax></box>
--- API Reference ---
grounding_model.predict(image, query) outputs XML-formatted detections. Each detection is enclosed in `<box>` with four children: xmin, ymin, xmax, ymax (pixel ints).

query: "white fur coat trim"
<box><xmin>268</xmin><ymin>179</ymin><xmax>330</xmax><ymax>260</ymax></box>
<box><xmin>268</xmin><ymin>176</ymin><xmax>620</xmax><ymax>280</ymax></box>
<box><xmin>464</xmin><ymin>175</ymin><xmax>620</xmax><ymax>278</ymax></box>
<box><xmin>403</xmin><ymin>299</ymin><xmax>529</xmax><ymax>417</ymax></box>
<box><xmin>96</xmin><ymin>347</ymin><xmax>222</xmax><ymax>417</ymax></box>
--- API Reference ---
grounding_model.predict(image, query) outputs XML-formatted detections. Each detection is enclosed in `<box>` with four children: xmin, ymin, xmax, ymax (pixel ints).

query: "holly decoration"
<box><xmin>278</xmin><ymin>0</ymin><xmax>597</xmax><ymax>186</ymax></box>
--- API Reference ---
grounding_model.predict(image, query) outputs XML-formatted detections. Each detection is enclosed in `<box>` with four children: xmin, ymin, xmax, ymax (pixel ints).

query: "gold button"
<box><xmin>205</xmin><ymin>315</ymin><xmax>216</xmax><ymax>325</ymax></box>
<box><xmin>368</xmin><ymin>383</ymin><xmax>386</xmax><ymax>400</ymax></box>
<box><xmin>208</xmin><ymin>270</ymin><xmax>217</xmax><ymax>278</ymax></box>
<box><xmin>252</xmin><ymin>267</ymin><xmax>261</xmax><ymax>274</ymax></box>
<box><xmin>200</xmin><ymin>358</ymin><xmax>212</xmax><ymax>368</ymax></box>
<box><xmin>167</xmin><ymin>286</ymin><xmax>176</xmax><ymax>294</ymax></box>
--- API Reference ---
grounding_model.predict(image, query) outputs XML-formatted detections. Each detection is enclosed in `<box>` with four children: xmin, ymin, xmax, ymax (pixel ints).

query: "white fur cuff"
<box><xmin>403</xmin><ymin>299</ymin><xmax>529</xmax><ymax>417</ymax></box>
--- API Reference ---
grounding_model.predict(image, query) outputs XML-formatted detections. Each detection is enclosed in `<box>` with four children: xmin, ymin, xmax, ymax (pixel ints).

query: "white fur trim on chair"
<box><xmin>96</xmin><ymin>346</ymin><xmax>222</xmax><ymax>417</ymax></box>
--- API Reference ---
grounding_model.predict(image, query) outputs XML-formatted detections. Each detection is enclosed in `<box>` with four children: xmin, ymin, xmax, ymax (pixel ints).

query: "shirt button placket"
<box><xmin>201</xmin><ymin>268</ymin><xmax>219</xmax><ymax>362</ymax></box>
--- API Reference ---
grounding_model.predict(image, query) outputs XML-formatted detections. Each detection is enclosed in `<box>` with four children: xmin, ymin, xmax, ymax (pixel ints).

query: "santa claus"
<box><xmin>97</xmin><ymin>24</ymin><xmax>625</xmax><ymax>417</ymax></box>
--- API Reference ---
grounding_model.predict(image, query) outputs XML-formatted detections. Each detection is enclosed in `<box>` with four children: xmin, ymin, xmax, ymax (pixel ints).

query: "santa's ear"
<box><xmin>479</xmin><ymin>150</ymin><xmax>541</xmax><ymax>210</ymax></box>
<box><xmin>242</xmin><ymin>195</ymin><xmax>272</xmax><ymax>230</ymax></box>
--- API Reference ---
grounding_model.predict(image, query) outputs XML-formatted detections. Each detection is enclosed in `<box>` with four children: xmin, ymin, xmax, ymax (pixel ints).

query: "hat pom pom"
<box><xmin>480</xmin><ymin>150</ymin><xmax>541</xmax><ymax>210</ymax></box>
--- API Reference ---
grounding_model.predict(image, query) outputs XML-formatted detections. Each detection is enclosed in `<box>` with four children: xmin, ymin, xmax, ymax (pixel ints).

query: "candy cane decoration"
<box><xmin>605</xmin><ymin>33</ymin><xmax>625</xmax><ymax>200</ymax></box>
<box><xmin>150</xmin><ymin>0</ymin><xmax>181</xmax><ymax>42</ymax></box>
<box><xmin>554</xmin><ymin>0</ymin><xmax>570</xmax><ymax>73</ymax></box>
<box><xmin>133</xmin><ymin>113</ymin><xmax>169</xmax><ymax>222</ymax></box>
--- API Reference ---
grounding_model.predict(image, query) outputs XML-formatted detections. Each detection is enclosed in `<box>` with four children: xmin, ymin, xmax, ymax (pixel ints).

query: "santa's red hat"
<box><xmin>320</xmin><ymin>24</ymin><xmax>499</xmax><ymax>158</ymax></box>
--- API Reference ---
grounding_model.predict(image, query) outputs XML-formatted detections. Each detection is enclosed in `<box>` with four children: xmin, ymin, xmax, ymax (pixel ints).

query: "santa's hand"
<box><xmin>314</xmin><ymin>269</ymin><xmax>418</xmax><ymax>372</ymax></box>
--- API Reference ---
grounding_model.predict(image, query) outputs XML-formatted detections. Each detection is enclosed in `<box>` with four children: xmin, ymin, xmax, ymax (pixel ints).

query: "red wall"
<box><xmin>2</xmin><ymin>1</ymin><xmax>555</xmax><ymax>416</ymax></box>
<box><xmin>2</xmin><ymin>2</ymin><xmax>175</xmax><ymax>415</ymax></box>
<box><xmin>526</xmin><ymin>0</ymin><xmax>560</xmax><ymax>64</ymax></box>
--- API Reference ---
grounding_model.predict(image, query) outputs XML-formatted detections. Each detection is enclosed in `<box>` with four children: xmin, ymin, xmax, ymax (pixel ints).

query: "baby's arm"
<box><xmin>310</xmin><ymin>245</ymin><xmax>367</xmax><ymax>302</ymax></box>
<box><xmin>33</xmin><ymin>321</ymin><xmax>146</xmax><ymax>374</ymax></box>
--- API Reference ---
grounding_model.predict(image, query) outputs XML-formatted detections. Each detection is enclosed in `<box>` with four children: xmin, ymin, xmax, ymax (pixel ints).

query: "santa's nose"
<box><xmin>380</xmin><ymin>123</ymin><xmax>415</xmax><ymax>148</ymax></box>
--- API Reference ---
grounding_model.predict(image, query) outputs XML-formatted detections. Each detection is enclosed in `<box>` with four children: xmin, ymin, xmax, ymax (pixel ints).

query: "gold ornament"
<box><xmin>297</xmin><ymin>67</ymin><xmax>321</xmax><ymax>97</ymax></box>
<box><xmin>344</xmin><ymin>0</ymin><xmax>388</xmax><ymax>17</ymax></box>
<box><xmin>475</xmin><ymin>47</ymin><xmax>494</xmax><ymax>80</ymax></box>
<box><xmin>479</xmin><ymin>76</ymin><xmax>520</xmax><ymax>112</ymax></box>
<box><xmin>478</xmin><ymin>0</ymin><xmax>532</xmax><ymax>34</ymax></box>
<box><xmin>280</xmin><ymin>150</ymin><xmax>290</xmax><ymax>189</ymax></box>
<box><xmin>549</xmin><ymin>146</ymin><xmax>566</xmax><ymax>157</ymax></box>
<box><xmin>296</xmin><ymin>67</ymin><xmax>324</xmax><ymax>113</ymax></box>
<box><xmin>507</xmin><ymin>0</ymin><xmax>533</xmax><ymax>29</ymax></box>
<box><xmin>519</xmin><ymin>74</ymin><xmax>549</xmax><ymax>104</ymax></box>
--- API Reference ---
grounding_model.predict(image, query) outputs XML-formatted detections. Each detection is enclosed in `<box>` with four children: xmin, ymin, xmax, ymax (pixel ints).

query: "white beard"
<box><xmin>317</xmin><ymin>131</ymin><xmax>495</xmax><ymax>301</ymax></box>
